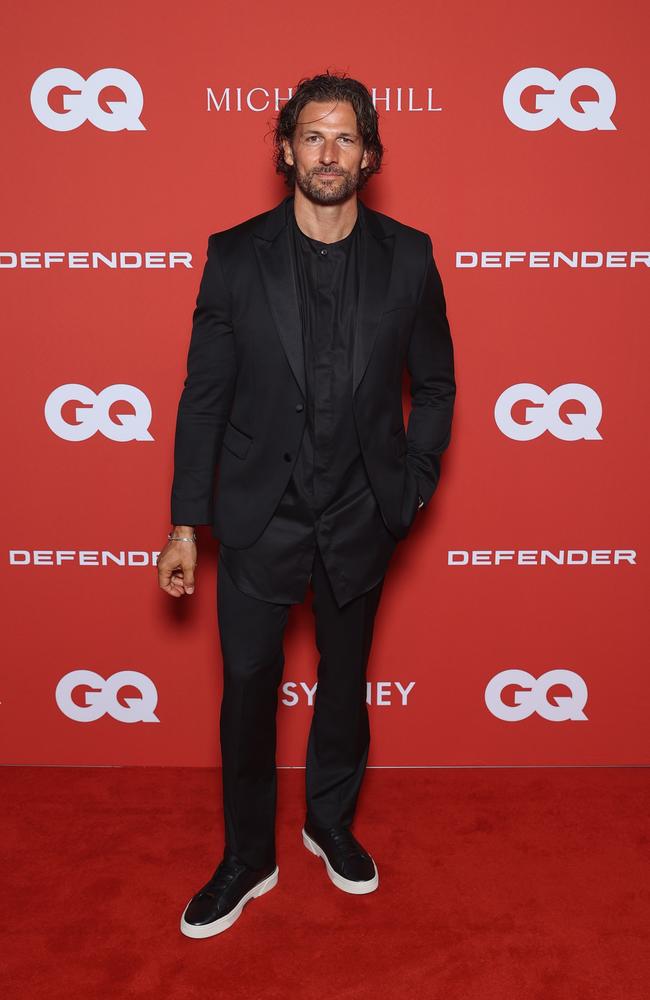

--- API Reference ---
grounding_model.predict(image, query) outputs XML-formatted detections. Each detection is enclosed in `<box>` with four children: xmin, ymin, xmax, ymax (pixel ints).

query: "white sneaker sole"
<box><xmin>302</xmin><ymin>828</ymin><xmax>379</xmax><ymax>894</ymax></box>
<box><xmin>179</xmin><ymin>865</ymin><xmax>279</xmax><ymax>939</ymax></box>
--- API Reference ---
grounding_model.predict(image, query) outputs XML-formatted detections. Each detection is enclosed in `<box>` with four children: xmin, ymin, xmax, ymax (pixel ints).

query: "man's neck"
<box><xmin>291</xmin><ymin>187</ymin><xmax>359</xmax><ymax>244</ymax></box>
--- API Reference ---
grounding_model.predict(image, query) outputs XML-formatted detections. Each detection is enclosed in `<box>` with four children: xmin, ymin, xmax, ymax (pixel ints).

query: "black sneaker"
<box><xmin>180</xmin><ymin>854</ymin><xmax>278</xmax><ymax>938</ymax></box>
<box><xmin>302</xmin><ymin>817</ymin><xmax>379</xmax><ymax>894</ymax></box>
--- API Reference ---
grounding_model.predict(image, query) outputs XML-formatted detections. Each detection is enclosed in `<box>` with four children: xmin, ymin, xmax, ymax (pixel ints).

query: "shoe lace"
<box><xmin>201</xmin><ymin>857</ymin><xmax>247</xmax><ymax>898</ymax></box>
<box><xmin>326</xmin><ymin>827</ymin><xmax>368</xmax><ymax>860</ymax></box>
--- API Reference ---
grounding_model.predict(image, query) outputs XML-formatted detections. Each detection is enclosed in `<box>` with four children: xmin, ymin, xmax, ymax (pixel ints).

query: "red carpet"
<box><xmin>2</xmin><ymin>766</ymin><xmax>648</xmax><ymax>999</ymax></box>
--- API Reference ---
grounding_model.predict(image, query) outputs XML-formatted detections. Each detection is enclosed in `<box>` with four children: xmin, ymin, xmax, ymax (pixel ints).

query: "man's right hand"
<box><xmin>157</xmin><ymin>526</ymin><xmax>197</xmax><ymax>598</ymax></box>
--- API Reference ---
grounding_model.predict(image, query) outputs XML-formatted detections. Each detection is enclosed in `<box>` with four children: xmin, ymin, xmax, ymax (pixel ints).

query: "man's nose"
<box><xmin>319</xmin><ymin>140</ymin><xmax>339</xmax><ymax>163</ymax></box>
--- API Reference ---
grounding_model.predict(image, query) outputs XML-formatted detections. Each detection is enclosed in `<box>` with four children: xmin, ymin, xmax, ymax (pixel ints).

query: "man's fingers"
<box><xmin>158</xmin><ymin>549</ymin><xmax>197</xmax><ymax>597</ymax></box>
<box><xmin>161</xmin><ymin>569</ymin><xmax>188</xmax><ymax>597</ymax></box>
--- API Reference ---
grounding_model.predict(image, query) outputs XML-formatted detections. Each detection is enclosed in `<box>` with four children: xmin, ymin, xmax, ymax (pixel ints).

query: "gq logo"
<box><xmin>56</xmin><ymin>670</ymin><xmax>159</xmax><ymax>723</ymax></box>
<box><xmin>45</xmin><ymin>384</ymin><xmax>154</xmax><ymax>441</ymax></box>
<box><xmin>30</xmin><ymin>68</ymin><xmax>145</xmax><ymax>132</ymax></box>
<box><xmin>494</xmin><ymin>383</ymin><xmax>602</xmax><ymax>441</ymax></box>
<box><xmin>503</xmin><ymin>67</ymin><xmax>616</xmax><ymax>131</ymax></box>
<box><xmin>485</xmin><ymin>669</ymin><xmax>588</xmax><ymax>722</ymax></box>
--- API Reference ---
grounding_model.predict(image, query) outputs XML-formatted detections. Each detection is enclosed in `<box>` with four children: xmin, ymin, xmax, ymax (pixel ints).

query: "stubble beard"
<box><xmin>293</xmin><ymin>162</ymin><xmax>361</xmax><ymax>205</ymax></box>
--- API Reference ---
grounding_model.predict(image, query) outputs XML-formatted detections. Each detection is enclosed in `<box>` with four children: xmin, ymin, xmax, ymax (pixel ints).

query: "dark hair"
<box><xmin>271</xmin><ymin>70</ymin><xmax>384</xmax><ymax>190</ymax></box>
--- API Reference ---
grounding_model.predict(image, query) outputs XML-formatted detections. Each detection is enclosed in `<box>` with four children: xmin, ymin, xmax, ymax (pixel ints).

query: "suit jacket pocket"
<box><xmin>382</xmin><ymin>302</ymin><xmax>417</xmax><ymax>316</ymax></box>
<box><xmin>222</xmin><ymin>419</ymin><xmax>253</xmax><ymax>460</ymax></box>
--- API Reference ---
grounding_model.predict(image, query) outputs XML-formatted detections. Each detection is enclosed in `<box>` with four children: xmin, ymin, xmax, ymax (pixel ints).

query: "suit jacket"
<box><xmin>170</xmin><ymin>194</ymin><xmax>456</xmax><ymax>545</ymax></box>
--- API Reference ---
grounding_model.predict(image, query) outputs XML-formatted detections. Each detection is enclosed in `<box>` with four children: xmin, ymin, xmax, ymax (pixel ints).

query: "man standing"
<box><xmin>158</xmin><ymin>72</ymin><xmax>456</xmax><ymax>939</ymax></box>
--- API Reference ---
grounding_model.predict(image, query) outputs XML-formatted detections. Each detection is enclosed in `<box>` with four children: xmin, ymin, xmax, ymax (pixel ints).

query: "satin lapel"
<box><xmin>252</xmin><ymin>198</ymin><xmax>306</xmax><ymax>399</ymax></box>
<box><xmin>353</xmin><ymin>202</ymin><xmax>395</xmax><ymax>395</ymax></box>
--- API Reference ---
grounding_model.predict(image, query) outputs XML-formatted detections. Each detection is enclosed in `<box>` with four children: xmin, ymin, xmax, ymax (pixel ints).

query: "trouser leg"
<box><xmin>216</xmin><ymin>550</ymin><xmax>291</xmax><ymax>869</ymax></box>
<box><xmin>305</xmin><ymin>545</ymin><xmax>386</xmax><ymax>830</ymax></box>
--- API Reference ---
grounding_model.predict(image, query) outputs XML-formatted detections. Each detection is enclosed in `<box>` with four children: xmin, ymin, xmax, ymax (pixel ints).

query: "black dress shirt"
<box><xmin>219</xmin><ymin>196</ymin><xmax>398</xmax><ymax>607</ymax></box>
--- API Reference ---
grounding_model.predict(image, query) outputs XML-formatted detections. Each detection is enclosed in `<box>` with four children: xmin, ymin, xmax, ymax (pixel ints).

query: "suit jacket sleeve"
<box><xmin>170</xmin><ymin>234</ymin><xmax>237</xmax><ymax>525</ymax></box>
<box><xmin>405</xmin><ymin>234</ymin><xmax>456</xmax><ymax>507</ymax></box>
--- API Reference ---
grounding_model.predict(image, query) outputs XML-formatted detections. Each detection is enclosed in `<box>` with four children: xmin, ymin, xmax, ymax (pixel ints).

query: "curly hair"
<box><xmin>271</xmin><ymin>70</ymin><xmax>384</xmax><ymax>191</ymax></box>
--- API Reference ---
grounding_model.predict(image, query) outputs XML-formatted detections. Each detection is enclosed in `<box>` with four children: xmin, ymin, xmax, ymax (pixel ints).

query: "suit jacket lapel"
<box><xmin>251</xmin><ymin>194</ymin><xmax>395</xmax><ymax>400</ymax></box>
<box><xmin>353</xmin><ymin>199</ymin><xmax>395</xmax><ymax>394</ymax></box>
<box><xmin>252</xmin><ymin>197</ymin><xmax>306</xmax><ymax>398</ymax></box>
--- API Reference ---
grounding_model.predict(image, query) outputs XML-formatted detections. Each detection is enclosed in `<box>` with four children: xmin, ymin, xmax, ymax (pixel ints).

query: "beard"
<box><xmin>293</xmin><ymin>162</ymin><xmax>360</xmax><ymax>205</ymax></box>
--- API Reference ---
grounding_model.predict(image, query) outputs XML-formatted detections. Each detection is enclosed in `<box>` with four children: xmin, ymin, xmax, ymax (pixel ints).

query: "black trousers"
<box><xmin>216</xmin><ymin>542</ymin><xmax>386</xmax><ymax>870</ymax></box>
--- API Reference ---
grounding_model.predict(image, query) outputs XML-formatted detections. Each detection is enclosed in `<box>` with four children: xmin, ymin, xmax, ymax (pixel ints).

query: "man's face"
<box><xmin>282</xmin><ymin>99</ymin><xmax>370</xmax><ymax>205</ymax></box>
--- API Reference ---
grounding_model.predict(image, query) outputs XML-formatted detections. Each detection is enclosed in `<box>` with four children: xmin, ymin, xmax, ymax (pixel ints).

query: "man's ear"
<box><xmin>282</xmin><ymin>138</ymin><xmax>294</xmax><ymax>167</ymax></box>
<box><xmin>360</xmin><ymin>147</ymin><xmax>370</xmax><ymax>171</ymax></box>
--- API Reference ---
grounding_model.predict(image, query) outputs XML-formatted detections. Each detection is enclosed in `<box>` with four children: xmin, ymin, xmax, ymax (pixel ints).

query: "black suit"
<box><xmin>170</xmin><ymin>194</ymin><xmax>456</xmax><ymax>868</ymax></box>
<box><xmin>219</xmin><ymin>196</ymin><xmax>399</xmax><ymax>608</ymax></box>
<box><xmin>170</xmin><ymin>194</ymin><xmax>455</xmax><ymax>542</ymax></box>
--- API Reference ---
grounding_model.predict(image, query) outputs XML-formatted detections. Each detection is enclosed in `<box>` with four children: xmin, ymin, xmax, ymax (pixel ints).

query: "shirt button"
<box><xmin>319</xmin><ymin>248</ymin><xmax>327</xmax><ymax>255</ymax></box>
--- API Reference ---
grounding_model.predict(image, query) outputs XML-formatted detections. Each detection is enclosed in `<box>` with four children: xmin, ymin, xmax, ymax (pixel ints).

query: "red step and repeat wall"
<box><xmin>1</xmin><ymin>1</ymin><xmax>647</xmax><ymax>767</ymax></box>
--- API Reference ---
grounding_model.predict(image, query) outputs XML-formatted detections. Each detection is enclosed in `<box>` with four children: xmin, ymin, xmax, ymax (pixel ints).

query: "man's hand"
<box><xmin>157</xmin><ymin>526</ymin><xmax>197</xmax><ymax>598</ymax></box>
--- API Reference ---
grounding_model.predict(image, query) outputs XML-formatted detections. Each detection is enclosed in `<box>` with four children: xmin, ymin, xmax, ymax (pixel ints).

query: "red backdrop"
<box><xmin>1</xmin><ymin>0</ymin><xmax>647</xmax><ymax>767</ymax></box>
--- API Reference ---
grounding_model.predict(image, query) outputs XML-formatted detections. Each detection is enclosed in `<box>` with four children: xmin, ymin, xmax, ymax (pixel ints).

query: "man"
<box><xmin>158</xmin><ymin>72</ymin><xmax>456</xmax><ymax>939</ymax></box>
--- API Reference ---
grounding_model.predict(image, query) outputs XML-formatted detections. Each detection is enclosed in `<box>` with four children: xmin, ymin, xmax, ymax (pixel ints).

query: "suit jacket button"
<box><xmin>295</xmin><ymin>403</ymin><xmax>304</xmax><ymax>411</ymax></box>
<box><xmin>283</xmin><ymin>452</ymin><xmax>292</xmax><ymax>461</ymax></box>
